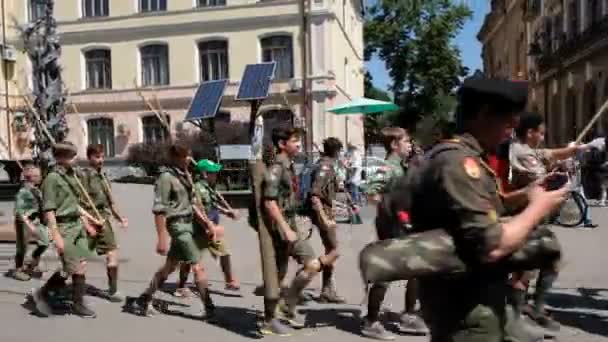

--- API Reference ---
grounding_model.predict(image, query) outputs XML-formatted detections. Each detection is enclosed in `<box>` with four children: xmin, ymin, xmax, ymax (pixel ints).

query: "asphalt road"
<box><xmin>0</xmin><ymin>183</ymin><xmax>607</xmax><ymax>342</ymax></box>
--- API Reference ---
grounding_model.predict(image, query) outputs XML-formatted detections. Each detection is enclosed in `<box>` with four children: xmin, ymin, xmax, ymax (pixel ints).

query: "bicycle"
<box><xmin>552</xmin><ymin>157</ymin><xmax>588</xmax><ymax>227</ymax></box>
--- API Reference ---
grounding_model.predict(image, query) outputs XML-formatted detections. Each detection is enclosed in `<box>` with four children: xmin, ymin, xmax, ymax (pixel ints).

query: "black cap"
<box><xmin>459</xmin><ymin>77</ymin><xmax>529</xmax><ymax>111</ymax></box>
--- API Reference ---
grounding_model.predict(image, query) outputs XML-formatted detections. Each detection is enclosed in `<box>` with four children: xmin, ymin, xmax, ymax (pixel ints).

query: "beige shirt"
<box><xmin>509</xmin><ymin>140</ymin><xmax>552</xmax><ymax>189</ymax></box>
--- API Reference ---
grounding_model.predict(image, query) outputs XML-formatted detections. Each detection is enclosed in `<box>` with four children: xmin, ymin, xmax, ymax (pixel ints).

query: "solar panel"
<box><xmin>236</xmin><ymin>62</ymin><xmax>276</xmax><ymax>101</ymax></box>
<box><xmin>184</xmin><ymin>80</ymin><xmax>227</xmax><ymax>122</ymax></box>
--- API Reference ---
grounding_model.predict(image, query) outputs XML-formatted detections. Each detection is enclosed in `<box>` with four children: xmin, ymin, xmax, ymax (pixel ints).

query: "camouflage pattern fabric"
<box><xmin>360</xmin><ymin>154</ymin><xmax>406</xmax><ymax>196</ymax></box>
<box><xmin>359</xmin><ymin>225</ymin><xmax>561</xmax><ymax>284</ymax></box>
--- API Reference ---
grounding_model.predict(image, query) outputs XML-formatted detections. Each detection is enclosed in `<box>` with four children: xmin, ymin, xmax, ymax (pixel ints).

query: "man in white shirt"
<box><xmin>346</xmin><ymin>144</ymin><xmax>363</xmax><ymax>205</ymax></box>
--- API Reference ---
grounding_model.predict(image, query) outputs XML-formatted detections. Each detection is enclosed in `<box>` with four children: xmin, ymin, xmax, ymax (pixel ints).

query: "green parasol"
<box><xmin>327</xmin><ymin>97</ymin><xmax>399</xmax><ymax>115</ymax></box>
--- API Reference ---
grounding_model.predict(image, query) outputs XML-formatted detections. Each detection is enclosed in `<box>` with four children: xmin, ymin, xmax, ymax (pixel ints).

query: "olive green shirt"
<box><xmin>262</xmin><ymin>153</ymin><xmax>298</xmax><ymax>222</ymax></box>
<box><xmin>194</xmin><ymin>179</ymin><xmax>221</xmax><ymax>213</ymax></box>
<box><xmin>15</xmin><ymin>183</ymin><xmax>43</xmax><ymax>227</ymax></box>
<box><xmin>410</xmin><ymin>134</ymin><xmax>504</xmax><ymax>260</ymax></box>
<box><xmin>362</xmin><ymin>153</ymin><xmax>407</xmax><ymax>196</ymax></box>
<box><xmin>310</xmin><ymin>156</ymin><xmax>338</xmax><ymax>207</ymax></box>
<box><xmin>81</xmin><ymin>167</ymin><xmax>113</xmax><ymax>215</ymax></box>
<box><xmin>384</xmin><ymin>153</ymin><xmax>407</xmax><ymax>189</ymax></box>
<box><xmin>411</xmin><ymin>134</ymin><xmax>508</xmax><ymax>331</ymax></box>
<box><xmin>152</xmin><ymin>167</ymin><xmax>193</xmax><ymax>220</ymax></box>
<box><xmin>41</xmin><ymin>165</ymin><xmax>83</xmax><ymax>220</ymax></box>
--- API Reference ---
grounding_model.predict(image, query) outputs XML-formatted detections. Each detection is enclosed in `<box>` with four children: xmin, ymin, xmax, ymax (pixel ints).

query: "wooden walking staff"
<box><xmin>73</xmin><ymin>175</ymin><xmax>108</xmax><ymax>228</ymax></box>
<box><xmin>575</xmin><ymin>98</ymin><xmax>608</xmax><ymax>143</ymax></box>
<box><xmin>188</xmin><ymin>157</ymin><xmax>234</xmax><ymax>212</ymax></box>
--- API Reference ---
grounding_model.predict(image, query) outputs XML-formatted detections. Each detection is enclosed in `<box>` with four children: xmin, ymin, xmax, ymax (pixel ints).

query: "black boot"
<box><xmin>31</xmin><ymin>271</ymin><xmax>65</xmax><ymax>317</ymax></box>
<box><xmin>72</xmin><ymin>274</ymin><xmax>96</xmax><ymax>318</ymax></box>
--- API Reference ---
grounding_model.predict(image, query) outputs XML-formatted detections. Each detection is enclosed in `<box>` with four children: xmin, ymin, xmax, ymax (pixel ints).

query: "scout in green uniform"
<box><xmin>175</xmin><ymin>159</ymin><xmax>240</xmax><ymax>297</ymax></box>
<box><xmin>258</xmin><ymin>128</ymin><xmax>338</xmax><ymax>336</ymax></box>
<box><xmin>361</xmin><ymin>127</ymin><xmax>428</xmax><ymax>340</ymax></box>
<box><xmin>81</xmin><ymin>144</ymin><xmax>128</xmax><ymax>302</ymax></box>
<box><xmin>31</xmin><ymin>142</ymin><xmax>99</xmax><ymax>318</ymax></box>
<box><xmin>307</xmin><ymin>137</ymin><xmax>344</xmax><ymax>303</ymax></box>
<box><xmin>130</xmin><ymin>144</ymin><xmax>219</xmax><ymax>319</ymax></box>
<box><xmin>410</xmin><ymin>77</ymin><xmax>569</xmax><ymax>342</ymax></box>
<box><xmin>12</xmin><ymin>164</ymin><xmax>50</xmax><ymax>281</ymax></box>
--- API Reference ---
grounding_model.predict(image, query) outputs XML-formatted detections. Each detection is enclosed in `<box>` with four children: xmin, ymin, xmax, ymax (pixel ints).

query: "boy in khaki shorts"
<box><xmin>82</xmin><ymin>144</ymin><xmax>128</xmax><ymax>302</ymax></box>
<box><xmin>12</xmin><ymin>164</ymin><xmax>50</xmax><ymax>281</ymax></box>
<box><xmin>175</xmin><ymin>159</ymin><xmax>240</xmax><ymax>297</ymax></box>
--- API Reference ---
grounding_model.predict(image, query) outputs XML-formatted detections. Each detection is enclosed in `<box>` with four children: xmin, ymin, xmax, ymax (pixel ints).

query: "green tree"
<box><xmin>363</xmin><ymin>72</ymin><xmax>398</xmax><ymax>146</ymax></box>
<box><xmin>365</xmin><ymin>0</ymin><xmax>472</xmax><ymax>129</ymax></box>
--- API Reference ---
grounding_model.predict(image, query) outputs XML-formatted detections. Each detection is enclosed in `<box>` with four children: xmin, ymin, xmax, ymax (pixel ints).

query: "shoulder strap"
<box><xmin>56</xmin><ymin>171</ymin><xmax>84</xmax><ymax>200</ymax></box>
<box><xmin>425</xmin><ymin>141</ymin><xmax>464</xmax><ymax>160</ymax></box>
<box><xmin>99</xmin><ymin>172</ymin><xmax>115</xmax><ymax>205</ymax></box>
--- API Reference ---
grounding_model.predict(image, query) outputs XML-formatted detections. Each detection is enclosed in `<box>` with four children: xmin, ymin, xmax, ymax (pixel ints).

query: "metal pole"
<box><xmin>1</xmin><ymin>0</ymin><xmax>11</xmax><ymax>158</ymax></box>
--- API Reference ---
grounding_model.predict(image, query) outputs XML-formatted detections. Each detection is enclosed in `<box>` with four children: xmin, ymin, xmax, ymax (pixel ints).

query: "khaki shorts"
<box><xmin>168</xmin><ymin>222</ymin><xmax>208</xmax><ymax>264</ymax></box>
<box><xmin>207</xmin><ymin>239</ymin><xmax>229</xmax><ymax>258</ymax></box>
<box><xmin>273</xmin><ymin>225</ymin><xmax>316</xmax><ymax>267</ymax></box>
<box><xmin>58</xmin><ymin>220</ymin><xmax>93</xmax><ymax>275</ymax></box>
<box><xmin>88</xmin><ymin>216</ymin><xmax>117</xmax><ymax>255</ymax></box>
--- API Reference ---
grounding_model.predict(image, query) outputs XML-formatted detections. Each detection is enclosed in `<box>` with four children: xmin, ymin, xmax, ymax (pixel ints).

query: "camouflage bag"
<box><xmin>360</xmin><ymin>140</ymin><xmax>562</xmax><ymax>284</ymax></box>
<box><xmin>359</xmin><ymin>225</ymin><xmax>561</xmax><ymax>284</ymax></box>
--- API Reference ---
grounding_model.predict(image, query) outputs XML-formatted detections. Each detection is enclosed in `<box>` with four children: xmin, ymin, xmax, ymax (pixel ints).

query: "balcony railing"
<box><xmin>535</xmin><ymin>14</ymin><xmax>608</xmax><ymax>73</ymax></box>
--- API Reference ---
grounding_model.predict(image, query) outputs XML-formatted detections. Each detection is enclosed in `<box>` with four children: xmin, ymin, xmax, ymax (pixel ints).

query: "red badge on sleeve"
<box><xmin>397</xmin><ymin>211</ymin><xmax>410</xmax><ymax>224</ymax></box>
<box><xmin>463</xmin><ymin>157</ymin><xmax>481</xmax><ymax>179</ymax></box>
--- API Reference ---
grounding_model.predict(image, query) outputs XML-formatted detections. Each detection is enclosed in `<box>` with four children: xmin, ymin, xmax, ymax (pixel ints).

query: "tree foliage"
<box><xmin>363</xmin><ymin>72</ymin><xmax>399</xmax><ymax>146</ymax></box>
<box><xmin>365</xmin><ymin>0</ymin><xmax>472</xmax><ymax>129</ymax></box>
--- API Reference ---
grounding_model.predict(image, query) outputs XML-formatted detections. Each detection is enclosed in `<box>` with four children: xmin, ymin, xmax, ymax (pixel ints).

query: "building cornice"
<box><xmin>57</xmin><ymin>0</ymin><xmax>299</xmax><ymax>26</ymax></box>
<box><xmin>68</xmin><ymin>92</ymin><xmax>303</xmax><ymax>114</ymax></box>
<box><xmin>50</xmin><ymin>13</ymin><xmax>302</xmax><ymax>45</ymax></box>
<box><xmin>536</xmin><ymin>35</ymin><xmax>608</xmax><ymax>83</ymax></box>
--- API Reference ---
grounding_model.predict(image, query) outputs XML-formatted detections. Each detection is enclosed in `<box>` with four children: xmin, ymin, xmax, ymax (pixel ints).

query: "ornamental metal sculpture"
<box><xmin>18</xmin><ymin>0</ymin><xmax>67</xmax><ymax>168</ymax></box>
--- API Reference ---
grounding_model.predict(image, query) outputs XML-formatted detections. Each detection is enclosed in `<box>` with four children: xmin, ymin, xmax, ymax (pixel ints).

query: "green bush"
<box><xmin>126</xmin><ymin>121</ymin><xmax>249</xmax><ymax>177</ymax></box>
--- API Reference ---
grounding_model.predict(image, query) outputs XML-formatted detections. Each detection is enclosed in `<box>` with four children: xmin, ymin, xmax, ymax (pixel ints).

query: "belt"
<box><xmin>56</xmin><ymin>216</ymin><xmax>80</xmax><ymax>223</ymax></box>
<box><xmin>167</xmin><ymin>215</ymin><xmax>192</xmax><ymax>224</ymax></box>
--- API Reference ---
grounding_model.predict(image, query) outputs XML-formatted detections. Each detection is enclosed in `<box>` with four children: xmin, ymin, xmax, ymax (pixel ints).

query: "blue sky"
<box><xmin>366</xmin><ymin>1</ymin><xmax>490</xmax><ymax>91</ymax></box>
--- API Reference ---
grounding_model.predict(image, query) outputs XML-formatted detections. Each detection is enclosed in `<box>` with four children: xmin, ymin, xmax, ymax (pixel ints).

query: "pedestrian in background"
<box><xmin>346</xmin><ymin>144</ymin><xmax>363</xmax><ymax>205</ymax></box>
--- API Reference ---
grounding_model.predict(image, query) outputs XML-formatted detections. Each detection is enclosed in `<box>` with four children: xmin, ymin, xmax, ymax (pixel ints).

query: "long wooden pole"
<box><xmin>576</xmin><ymin>98</ymin><xmax>608</xmax><ymax>144</ymax></box>
<box><xmin>133</xmin><ymin>81</ymin><xmax>171</xmax><ymax>134</ymax></box>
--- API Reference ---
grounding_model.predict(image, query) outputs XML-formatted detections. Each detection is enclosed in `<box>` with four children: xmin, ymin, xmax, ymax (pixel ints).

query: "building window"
<box><xmin>85</xmin><ymin>49</ymin><xmax>112</xmax><ymax>89</ymax></box>
<box><xmin>199</xmin><ymin>41</ymin><xmax>229</xmax><ymax>81</ymax></box>
<box><xmin>590</xmin><ymin>0</ymin><xmax>603</xmax><ymax>25</ymax></box>
<box><xmin>198</xmin><ymin>0</ymin><xmax>226</xmax><ymax>7</ymax></box>
<box><xmin>569</xmin><ymin>1</ymin><xmax>579</xmax><ymax>36</ymax></box>
<box><xmin>83</xmin><ymin>0</ymin><xmax>109</xmax><ymax>17</ymax></box>
<box><xmin>29</xmin><ymin>0</ymin><xmax>46</xmax><ymax>22</ymax></box>
<box><xmin>140</xmin><ymin>0</ymin><xmax>167</xmax><ymax>12</ymax></box>
<box><xmin>142</xmin><ymin>115</ymin><xmax>170</xmax><ymax>143</ymax></box>
<box><xmin>261</xmin><ymin>36</ymin><xmax>294</xmax><ymax>79</ymax></box>
<box><xmin>87</xmin><ymin>118</ymin><xmax>115</xmax><ymax>157</ymax></box>
<box><xmin>552</xmin><ymin>15</ymin><xmax>563</xmax><ymax>51</ymax></box>
<box><xmin>141</xmin><ymin>44</ymin><xmax>169</xmax><ymax>86</ymax></box>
